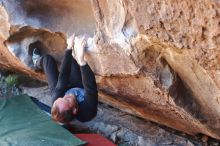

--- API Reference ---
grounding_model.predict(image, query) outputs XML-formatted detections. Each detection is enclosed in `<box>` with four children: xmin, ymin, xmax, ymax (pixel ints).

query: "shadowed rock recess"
<box><xmin>0</xmin><ymin>0</ymin><xmax>220</xmax><ymax>140</ymax></box>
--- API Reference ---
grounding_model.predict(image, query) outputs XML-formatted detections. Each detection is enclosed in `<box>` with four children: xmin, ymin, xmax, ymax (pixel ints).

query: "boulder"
<box><xmin>0</xmin><ymin>0</ymin><xmax>219</xmax><ymax>140</ymax></box>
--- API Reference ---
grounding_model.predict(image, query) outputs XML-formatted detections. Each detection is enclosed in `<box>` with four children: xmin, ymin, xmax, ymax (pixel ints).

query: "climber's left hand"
<box><xmin>66</xmin><ymin>33</ymin><xmax>75</xmax><ymax>50</ymax></box>
<box><xmin>72</xmin><ymin>36</ymin><xmax>87</xmax><ymax>66</ymax></box>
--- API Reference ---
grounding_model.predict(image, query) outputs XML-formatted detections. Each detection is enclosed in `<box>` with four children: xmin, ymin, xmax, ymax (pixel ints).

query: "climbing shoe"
<box><xmin>32</xmin><ymin>48</ymin><xmax>42</xmax><ymax>70</ymax></box>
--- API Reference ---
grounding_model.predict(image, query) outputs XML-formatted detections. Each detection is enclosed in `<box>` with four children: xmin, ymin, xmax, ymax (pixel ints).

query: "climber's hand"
<box><xmin>72</xmin><ymin>36</ymin><xmax>87</xmax><ymax>66</ymax></box>
<box><xmin>67</xmin><ymin>33</ymin><xmax>75</xmax><ymax>50</ymax></box>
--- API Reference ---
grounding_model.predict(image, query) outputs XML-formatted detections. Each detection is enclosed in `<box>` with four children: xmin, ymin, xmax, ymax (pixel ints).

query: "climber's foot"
<box><xmin>32</xmin><ymin>48</ymin><xmax>42</xmax><ymax>70</ymax></box>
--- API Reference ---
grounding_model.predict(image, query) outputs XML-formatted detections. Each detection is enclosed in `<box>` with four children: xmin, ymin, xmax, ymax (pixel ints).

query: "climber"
<box><xmin>30</xmin><ymin>34</ymin><xmax>98</xmax><ymax>123</ymax></box>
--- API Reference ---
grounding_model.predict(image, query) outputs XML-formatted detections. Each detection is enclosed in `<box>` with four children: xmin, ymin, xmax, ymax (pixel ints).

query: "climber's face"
<box><xmin>51</xmin><ymin>95</ymin><xmax>78</xmax><ymax>123</ymax></box>
<box><xmin>56</xmin><ymin>95</ymin><xmax>78</xmax><ymax>114</ymax></box>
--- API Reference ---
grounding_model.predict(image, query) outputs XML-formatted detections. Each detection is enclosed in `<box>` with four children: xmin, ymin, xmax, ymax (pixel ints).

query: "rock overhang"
<box><xmin>2</xmin><ymin>0</ymin><xmax>96</xmax><ymax>36</ymax></box>
<box><xmin>0</xmin><ymin>0</ymin><xmax>220</xmax><ymax>140</ymax></box>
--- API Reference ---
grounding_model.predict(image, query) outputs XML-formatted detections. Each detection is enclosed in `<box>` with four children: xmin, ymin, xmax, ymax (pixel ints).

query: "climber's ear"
<box><xmin>3</xmin><ymin>40</ymin><xmax>7</xmax><ymax>46</ymax></box>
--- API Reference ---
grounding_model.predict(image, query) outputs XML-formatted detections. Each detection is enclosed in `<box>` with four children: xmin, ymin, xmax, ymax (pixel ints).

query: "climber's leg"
<box><xmin>40</xmin><ymin>55</ymin><xmax>59</xmax><ymax>93</ymax></box>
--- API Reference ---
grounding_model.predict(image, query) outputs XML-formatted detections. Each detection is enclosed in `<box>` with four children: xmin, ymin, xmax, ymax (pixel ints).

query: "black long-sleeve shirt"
<box><xmin>52</xmin><ymin>50</ymin><xmax>98</xmax><ymax>122</ymax></box>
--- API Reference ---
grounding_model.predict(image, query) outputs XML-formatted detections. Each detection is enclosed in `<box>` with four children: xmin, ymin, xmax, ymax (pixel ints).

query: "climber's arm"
<box><xmin>52</xmin><ymin>50</ymin><xmax>72</xmax><ymax>103</ymax></box>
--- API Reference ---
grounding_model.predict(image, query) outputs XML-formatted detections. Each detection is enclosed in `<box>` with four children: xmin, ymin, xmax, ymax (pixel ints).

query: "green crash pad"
<box><xmin>0</xmin><ymin>94</ymin><xmax>86</xmax><ymax>146</ymax></box>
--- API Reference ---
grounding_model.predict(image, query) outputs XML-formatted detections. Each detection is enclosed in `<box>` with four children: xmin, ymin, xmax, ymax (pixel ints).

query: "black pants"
<box><xmin>40</xmin><ymin>54</ymin><xmax>83</xmax><ymax>94</ymax></box>
<box><xmin>38</xmin><ymin>51</ymin><xmax>98</xmax><ymax>121</ymax></box>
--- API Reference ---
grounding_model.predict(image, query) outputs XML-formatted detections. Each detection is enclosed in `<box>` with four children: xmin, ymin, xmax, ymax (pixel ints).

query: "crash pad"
<box><xmin>75</xmin><ymin>134</ymin><xmax>116</xmax><ymax>146</ymax></box>
<box><xmin>0</xmin><ymin>94</ymin><xmax>86</xmax><ymax>146</ymax></box>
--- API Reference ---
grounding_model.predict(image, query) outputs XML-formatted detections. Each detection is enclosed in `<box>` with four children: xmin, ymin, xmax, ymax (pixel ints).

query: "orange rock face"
<box><xmin>0</xmin><ymin>0</ymin><xmax>220</xmax><ymax>140</ymax></box>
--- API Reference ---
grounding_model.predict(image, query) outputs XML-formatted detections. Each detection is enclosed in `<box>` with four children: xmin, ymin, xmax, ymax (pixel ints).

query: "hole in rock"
<box><xmin>157</xmin><ymin>58</ymin><xmax>208</xmax><ymax>123</ymax></box>
<box><xmin>3</xmin><ymin>0</ymin><xmax>96</xmax><ymax>68</ymax></box>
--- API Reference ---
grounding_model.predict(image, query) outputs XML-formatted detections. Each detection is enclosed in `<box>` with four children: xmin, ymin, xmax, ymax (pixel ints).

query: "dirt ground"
<box><xmin>0</xmin><ymin>71</ymin><xmax>219</xmax><ymax>146</ymax></box>
<box><xmin>20</xmin><ymin>84</ymin><xmax>220</xmax><ymax>146</ymax></box>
